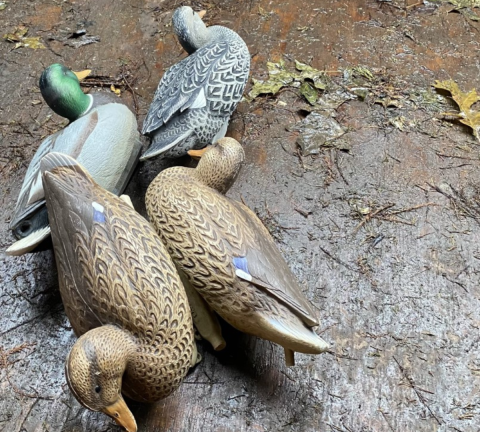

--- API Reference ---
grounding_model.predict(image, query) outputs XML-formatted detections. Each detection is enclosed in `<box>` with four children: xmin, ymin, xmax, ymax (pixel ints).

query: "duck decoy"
<box><xmin>7</xmin><ymin>63</ymin><xmax>141</xmax><ymax>256</ymax></box>
<box><xmin>145</xmin><ymin>138</ymin><xmax>329</xmax><ymax>366</ymax></box>
<box><xmin>40</xmin><ymin>152</ymin><xmax>197</xmax><ymax>432</ymax></box>
<box><xmin>141</xmin><ymin>6</ymin><xmax>250</xmax><ymax>160</ymax></box>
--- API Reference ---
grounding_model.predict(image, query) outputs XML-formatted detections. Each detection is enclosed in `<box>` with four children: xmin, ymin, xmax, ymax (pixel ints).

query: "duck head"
<box><xmin>191</xmin><ymin>137</ymin><xmax>245</xmax><ymax>194</ymax></box>
<box><xmin>172</xmin><ymin>6</ymin><xmax>208</xmax><ymax>54</ymax></box>
<box><xmin>40</xmin><ymin>63</ymin><xmax>92</xmax><ymax>121</ymax></box>
<box><xmin>65</xmin><ymin>325</ymin><xmax>138</xmax><ymax>432</ymax></box>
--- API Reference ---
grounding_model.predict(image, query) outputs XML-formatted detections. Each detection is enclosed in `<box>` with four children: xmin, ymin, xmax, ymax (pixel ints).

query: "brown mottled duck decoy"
<box><xmin>145</xmin><ymin>138</ymin><xmax>329</xmax><ymax>366</ymax></box>
<box><xmin>40</xmin><ymin>152</ymin><xmax>197</xmax><ymax>432</ymax></box>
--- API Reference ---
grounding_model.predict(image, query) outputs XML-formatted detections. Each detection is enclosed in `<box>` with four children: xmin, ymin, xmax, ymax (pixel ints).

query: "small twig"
<box><xmin>333</xmin><ymin>149</ymin><xmax>349</xmax><ymax>185</ymax></box>
<box><xmin>388</xmin><ymin>202</ymin><xmax>437</xmax><ymax>216</ymax></box>
<box><xmin>353</xmin><ymin>204</ymin><xmax>395</xmax><ymax>234</ymax></box>
<box><xmin>439</xmin><ymin>164</ymin><xmax>472</xmax><ymax>170</ymax></box>
<box><xmin>354</xmin><ymin>202</ymin><xmax>437</xmax><ymax>233</ymax></box>
<box><xmin>0</xmin><ymin>343</ymin><xmax>54</xmax><ymax>401</ymax></box>
<box><xmin>393</xmin><ymin>356</ymin><xmax>442</xmax><ymax>425</ymax></box>
<box><xmin>319</xmin><ymin>246</ymin><xmax>361</xmax><ymax>274</ymax></box>
<box><xmin>406</xmin><ymin>1</ymin><xmax>423</xmax><ymax>9</ymax></box>
<box><xmin>120</xmin><ymin>65</ymin><xmax>139</xmax><ymax>117</ymax></box>
<box><xmin>0</xmin><ymin>307</ymin><xmax>63</xmax><ymax>337</ymax></box>
<box><xmin>227</xmin><ymin>394</ymin><xmax>248</xmax><ymax>401</ymax></box>
<box><xmin>375</xmin><ymin>215</ymin><xmax>415</xmax><ymax>226</ymax></box>
<box><xmin>16</xmin><ymin>399</ymin><xmax>38</xmax><ymax>432</ymax></box>
<box><xmin>378</xmin><ymin>409</ymin><xmax>395</xmax><ymax>432</ymax></box>
<box><xmin>80</xmin><ymin>79</ymin><xmax>125</xmax><ymax>88</ymax></box>
<box><xmin>436</xmin><ymin>152</ymin><xmax>479</xmax><ymax>161</ymax></box>
<box><xmin>443</xmin><ymin>275</ymin><xmax>468</xmax><ymax>293</ymax></box>
<box><xmin>16</xmin><ymin>122</ymin><xmax>35</xmax><ymax>138</ymax></box>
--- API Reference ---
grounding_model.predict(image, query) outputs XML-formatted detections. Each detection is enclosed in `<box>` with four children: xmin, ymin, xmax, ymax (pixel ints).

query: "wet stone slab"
<box><xmin>1</xmin><ymin>1</ymin><xmax>480</xmax><ymax>431</ymax></box>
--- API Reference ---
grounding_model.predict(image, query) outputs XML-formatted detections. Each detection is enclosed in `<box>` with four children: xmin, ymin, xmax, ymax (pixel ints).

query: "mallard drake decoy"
<box><xmin>7</xmin><ymin>63</ymin><xmax>141</xmax><ymax>256</ymax></box>
<box><xmin>40</xmin><ymin>152</ymin><xmax>197</xmax><ymax>432</ymax></box>
<box><xmin>140</xmin><ymin>6</ymin><xmax>250</xmax><ymax>160</ymax></box>
<box><xmin>145</xmin><ymin>138</ymin><xmax>329</xmax><ymax>366</ymax></box>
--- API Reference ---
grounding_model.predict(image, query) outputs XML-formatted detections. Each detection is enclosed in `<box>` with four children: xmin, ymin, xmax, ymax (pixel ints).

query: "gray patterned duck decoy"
<box><xmin>145</xmin><ymin>138</ymin><xmax>329</xmax><ymax>366</ymax></box>
<box><xmin>141</xmin><ymin>6</ymin><xmax>250</xmax><ymax>160</ymax></box>
<box><xmin>7</xmin><ymin>63</ymin><xmax>141</xmax><ymax>256</ymax></box>
<box><xmin>40</xmin><ymin>152</ymin><xmax>197</xmax><ymax>432</ymax></box>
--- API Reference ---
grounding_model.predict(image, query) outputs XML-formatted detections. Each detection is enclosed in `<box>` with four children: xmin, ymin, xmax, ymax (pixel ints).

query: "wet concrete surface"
<box><xmin>1</xmin><ymin>0</ymin><xmax>480</xmax><ymax>431</ymax></box>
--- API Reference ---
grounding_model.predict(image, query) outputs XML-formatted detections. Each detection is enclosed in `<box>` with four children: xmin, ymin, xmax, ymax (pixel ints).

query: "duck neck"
<box><xmin>194</xmin><ymin>151</ymin><xmax>243</xmax><ymax>194</ymax></box>
<box><xmin>181</xmin><ymin>27</ymin><xmax>211</xmax><ymax>54</ymax></box>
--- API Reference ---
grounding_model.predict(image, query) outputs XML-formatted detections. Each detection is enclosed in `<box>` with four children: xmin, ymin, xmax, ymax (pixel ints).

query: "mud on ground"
<box><xmin>1</xmin><ymin>1</ymin><xmax>480</xmax><ymax>431</ymax></box>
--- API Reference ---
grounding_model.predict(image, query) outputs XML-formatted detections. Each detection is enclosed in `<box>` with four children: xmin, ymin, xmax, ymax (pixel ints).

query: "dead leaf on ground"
<box><xmin>434</xmin><ymin>79</ymin><xmax>480</xmax><ymax>142</ymax></box>
<box><xmin>63</xmin><ymin>34</ymin><xmax>100</xmax><ymax>48</ymax></box>
<box><xmin>247</xmin><ymin>60</ymin><xmax>329</xmax><ymax>104</ymax></box>
<box><xmin>110</xmin><ymin>84</ymin><xmax>121</xmax><ymax>96</ymax></box>
<box><xmin>3</xmin><ymin>25</ymin><xmax>45</xmax><ymax>49</ymax></box>
<box><xmin>3</xmin><ymin>25</ymin><xmax>28</xmax><ymax>41</ymax></box>
<box><xmin>435</xmin><ymin>0</ymin><xmax>480</xmax><ymax>21</ymax></box>
<box><xmin>288</xmin><ymin>112</ymin><xmax>346</xmax><ymax>155</ymax></box>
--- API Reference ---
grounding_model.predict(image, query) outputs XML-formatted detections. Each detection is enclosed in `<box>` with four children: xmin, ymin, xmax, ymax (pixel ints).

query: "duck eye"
<box><xmin>16</xmin><ymin>221</ymin><xmax>31</xmax><ymax>236</ymax></box>
<box><xmin>95</xmin><ymin>385</ymin><xmax>101</xmax><ymax>393</ymax></box>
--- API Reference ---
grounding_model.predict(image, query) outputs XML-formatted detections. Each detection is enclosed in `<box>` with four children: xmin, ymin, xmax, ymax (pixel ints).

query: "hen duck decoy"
<box><xmin>7</xmin><ymin>63</ymin><xmax>141</xmax><ymax>256</ymax></box>
<box><xmin>141</xmin><ymin>6</ymin><xmax>250</xmax><ymax>160</ymax></box>
<box><xmin>40</xmin><ymin>152</ymin><xmax>197</xmax><ymax>432</ymax></box>
<box><xmin>145</xmin><ymin>138</ymin><xmax>329</xmax><ymax>366</ymax></box>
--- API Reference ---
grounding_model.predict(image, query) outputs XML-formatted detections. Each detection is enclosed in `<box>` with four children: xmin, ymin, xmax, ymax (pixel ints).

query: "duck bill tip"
<box><xmin>187</xmin><ymin>147</ymin><xmax>209</xmax><ymax>159</ymax></box>
<box><xmin>103</xmin><ymin>397</ymin><xmax>137</xmax><ymax>432</ymax></box>
<box><xmin>73</xmin><ymin>69</ymin><xmax>92</xmax><ymax>81</ymax></box>
<box><xmin>197</xmin><ymin>10</ymin><xmax>207</xmax><ymax>19</ymax></box>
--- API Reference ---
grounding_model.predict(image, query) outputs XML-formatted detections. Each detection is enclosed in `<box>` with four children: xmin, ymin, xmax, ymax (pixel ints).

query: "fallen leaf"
<box><xmin>288</xmin><ymin>112</ymin><xmax>346</xmax><ymax>155</ymax></box>
<box><xmin>295</xmin><ymin>60</ymin><xmax>328</xmax><ymax>90</ymax></box>
<box><xmin>300</xmin><ymin>82</ymin><xmax>318</xmax><ymax>105</ymax></box>
<box><xmin>110</xmin><ymin>84</ymin><xmax>121</xmax><ymax>96</ymax></box>
<box><xmin>389</xmin><ymin>115</ymin><xmax>407</xmax><ymax>131</ymax></box>
<box><xmin>439</xmin><ymin>0</ymin><xmax>480</xmax><ymax>20</ymax></box>
<box><xmin>3</xmin><ymin>25</ymin><xmax>45</xmax><ymax>49</ymax></box>
<box><xmin>0</xmin><ymin>2</ymin><xmax>7</xmax><ymax>11</ymax></box>
<box><xmin>247</xmin><ymin>60</ymin><xmax>328</xmax><ymax>104</ymax></box>
<box><xmin>352</xmin><ymin>66</ymin><xmax>375</xmax><ymax>81</ymax></box>
<box><xmin>64</xmin><ymin>34</ymin><xmax>100</xmax><ymax>48</ymax></box>
<box><xmin>446</xmin><ymin>0</ymin><xmax>480</xmax><ymax>9</ymax></box>
<box><xmin>20</xmin><ymin>37</ymin><xmax>45</xmax><ymax>49</ymax></box>
<box><xmin>247</xmin><ymin>60</ymin><xmax>295</xmax><ymax>100</ymax></box>
<box><xmin>434</xmin><ymin>79</ymin><xmax>480</xmax><ymax>141</ymax></box>
<box><xmin>3</xmin><ymin>25</ymin><xmax>28</xmax><ymax>42</ymax></box>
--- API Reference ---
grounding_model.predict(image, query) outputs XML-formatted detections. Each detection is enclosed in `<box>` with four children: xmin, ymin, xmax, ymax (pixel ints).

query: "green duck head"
<box><xmin>39</xmin><ymin>64</ymin><xmax>92</xmax><ymax>121</ymax></box>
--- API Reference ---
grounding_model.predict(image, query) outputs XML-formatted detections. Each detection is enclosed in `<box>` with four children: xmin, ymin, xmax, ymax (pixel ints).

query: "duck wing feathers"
<box><xmin>10</xmin><ymin>114</ymin><xmax>96</xmax><ymax>228</ymax></box>
<box><xmin>150</xmin><ymin>174</ymin><xmax>319</xmax><ymax>328</ymax></box>
<box><xmin>41</xmin><ymin>153</ymin><xmax>189</xmax><ymax>344</ymax></box>
<box><xmin>142</xmin><ymin>39</ymin><xmax>250</xmax><ymax>134</ymax></box>
<box><xmin>10</xmin><ymin>104</ymin><xmax>141</xmax><ymax>229</ymax></box>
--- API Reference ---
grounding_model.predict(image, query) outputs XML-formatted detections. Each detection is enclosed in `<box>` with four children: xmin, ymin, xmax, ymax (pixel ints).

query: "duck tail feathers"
<box><xmin>140</xmin><ymin>111</ymin><xmax>196</xmax><ymax>161</ymax></box>
<box><xmin>40</xmin><ymin>152</ymin><xmax>81</xmax><ymax>175</ymax></box>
